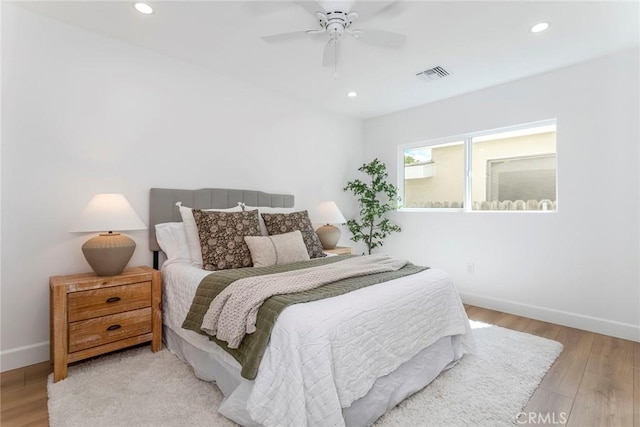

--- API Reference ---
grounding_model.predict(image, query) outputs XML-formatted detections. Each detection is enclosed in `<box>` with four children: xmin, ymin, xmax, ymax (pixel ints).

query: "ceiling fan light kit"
<box><xmin>261</xmin><ymin>0</ymin><xmax>406</xmax><ymax>78</ymax></box>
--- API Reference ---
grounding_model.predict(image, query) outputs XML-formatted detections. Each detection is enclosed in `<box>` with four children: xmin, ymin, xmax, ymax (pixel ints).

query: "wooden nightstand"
<box><xmin>49</xmin><ymin>266</ymin><xmax>162</xmax><ymax>382</ymax></box>
<box><xmin>323</xmin><ymin>246</ymin><xmax>353</xmax><ymax>255</ymax></box>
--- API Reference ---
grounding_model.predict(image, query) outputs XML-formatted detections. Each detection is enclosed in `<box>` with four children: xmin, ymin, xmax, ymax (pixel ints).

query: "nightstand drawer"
<box><xmin>68</xmin><ymin>281</ymin><xmax>151</xmax><ymax>322</ymax></box>
<box><xmin>68</xmin><ymin>307</ymin><xmax>152</xmax><ymax>353</ymax></box>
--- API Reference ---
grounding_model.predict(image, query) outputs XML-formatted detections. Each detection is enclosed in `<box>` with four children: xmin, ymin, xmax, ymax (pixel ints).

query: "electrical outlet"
<box><xmin>466</xmin><ymin>263</ymin><xmax>475</xmax><ymax>274</ymax></box>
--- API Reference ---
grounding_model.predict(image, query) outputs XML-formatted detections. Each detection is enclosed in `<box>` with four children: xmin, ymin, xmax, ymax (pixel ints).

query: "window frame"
<box><xmin>397</xmin><ymin>119</ymin><xmax>557</xmax><ymax>213</ymax></box>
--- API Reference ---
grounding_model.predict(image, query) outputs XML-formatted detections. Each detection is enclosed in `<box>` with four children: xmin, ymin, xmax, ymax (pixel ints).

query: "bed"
<box><xmin>149</xmin><ymin>187</ymin><xmax>475</xmax><ymax>427</ymax></box>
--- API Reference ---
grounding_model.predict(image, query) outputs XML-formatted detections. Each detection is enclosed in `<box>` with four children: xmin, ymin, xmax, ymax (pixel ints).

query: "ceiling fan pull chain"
<box><xmin>334</xmin><ymin>40</ymin><xmax>339</xmax><ymax>79</ymax></box>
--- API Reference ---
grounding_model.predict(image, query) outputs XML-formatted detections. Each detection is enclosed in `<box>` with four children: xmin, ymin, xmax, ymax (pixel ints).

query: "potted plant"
<box><xmin>344</xmin><ymin>158</ymin><xmax>401</xmax><ymax>255</ymax></box>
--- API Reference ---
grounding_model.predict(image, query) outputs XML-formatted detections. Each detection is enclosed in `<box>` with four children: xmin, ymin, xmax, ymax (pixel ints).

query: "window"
<box><xmin>399</xmin><ymin>120</ymin><xmax>557</xmax><ymax>211</ymax></box>
<box><xmin>403</xmin><ymin>141</ymin><xmax>465</xmax><ymax>208</ymax></box>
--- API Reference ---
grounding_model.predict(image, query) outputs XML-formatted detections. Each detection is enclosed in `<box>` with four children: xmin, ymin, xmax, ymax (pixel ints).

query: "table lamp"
<box><xmin>313</xmin><ymin>201</ymin><xmax>346</xmax><ymax>250</ymax></box>
<box><xmin>71</xmin><ymin>193</ymin><xmax>147</xmax><ymax>276</ymax></box>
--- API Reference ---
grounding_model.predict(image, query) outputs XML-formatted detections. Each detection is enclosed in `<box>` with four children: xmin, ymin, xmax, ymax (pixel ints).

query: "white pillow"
<box><xmin>177</xmin><ymin>202</ymin><xmax>243</xmax><ymax>268</ymax></box>
<box><xmin>154</xmin><ymin>222</ymin><xmax>192</xmax><ymax>267</ymax></box>
<box><xmin>242</xmin><ymin>205</ymin><xmax>296</xmax><ymax>236</ymax></box>
<box><xmin>244</xmin><ymin>230</ymin><xmax>310</xmax><ymax>267</ymax></box>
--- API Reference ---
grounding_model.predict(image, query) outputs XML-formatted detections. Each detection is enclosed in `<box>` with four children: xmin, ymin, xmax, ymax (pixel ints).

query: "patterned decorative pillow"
<box><xmin>242</xmin><ymin>206</ymin><xmax>296</xmax><ymax>236</ymax></box>
<box><xmin>261</xmin><ymin>210</ymin><xmax>326</xmax><ymax>259</ymax></box>
<box><xmin>177</xmin><ymin>202</ymin><xmax>243</xmax><ymax>268</ymax></box>
<box><xmin>193</xmin><ymin>209</ymin><xmax>261</xmax><ymax>271</ymax></box>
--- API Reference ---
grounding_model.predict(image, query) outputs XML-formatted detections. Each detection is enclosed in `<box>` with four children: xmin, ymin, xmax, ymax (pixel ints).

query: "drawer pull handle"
<box><xmin>106</xmin><ymin>297</ymin><xmax>121</xmax><ymax>303</ymax></box>
<box><xmin>107</xmin><ymin>324</ymin><xmax>121</xmax><ymax>331</ymax></box>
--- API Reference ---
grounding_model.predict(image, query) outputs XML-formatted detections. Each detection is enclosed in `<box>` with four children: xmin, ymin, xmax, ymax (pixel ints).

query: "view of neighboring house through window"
<box><xmin>400</xmin><ymin>120</ymin><xmax>557</xmax><ymax>211</ymax></box>
<box><xmin>404</xmin><ymin>141</ymin><xmax>465</xmax><ymax>208</ymax></box>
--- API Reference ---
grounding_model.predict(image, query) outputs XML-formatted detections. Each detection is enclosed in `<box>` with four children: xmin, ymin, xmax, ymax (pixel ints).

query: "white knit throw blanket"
<box><xmin>201</xmin><ymin>254</ymin><xmax>409</xmax><ymax>348</ymax></box>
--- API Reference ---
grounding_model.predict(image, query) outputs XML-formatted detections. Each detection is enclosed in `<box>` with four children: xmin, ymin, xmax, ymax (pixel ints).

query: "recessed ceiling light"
<box><xmin>134</xmin><ymin>2</ymin><xmax>153</xmax><ymax>14</ymax></box>
<box><xmin>530</xmin><ymin>22</ymin><xmax>550</xmax><ymax>33</ymax></box>
<box><xmin>347</xmin><ymin>92</ymin><xmax>357</xmax><ymax>98</ymax></box>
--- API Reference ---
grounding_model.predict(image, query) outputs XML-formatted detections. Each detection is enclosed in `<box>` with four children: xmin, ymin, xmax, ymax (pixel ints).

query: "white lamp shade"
<box><xmin>313</xmin><ymin>201</ymin><xmax>346</xmax><ymax>224</ymax></box>
<box><xmin>71</xmin><ymin>193</ymin><xmax>147</xmax><ymax>232</ymax></box>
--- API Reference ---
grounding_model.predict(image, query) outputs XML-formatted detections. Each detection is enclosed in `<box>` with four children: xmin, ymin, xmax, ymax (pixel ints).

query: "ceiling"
<box><xmin>14</xmin><ymin>1</ymin><xmax>640</xmax><ymax>119</ymax></box>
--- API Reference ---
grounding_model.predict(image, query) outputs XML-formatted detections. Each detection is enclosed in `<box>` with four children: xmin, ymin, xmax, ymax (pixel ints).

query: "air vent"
<box><xmin>416</xmin><ymin>66</ymin><xmax>450</xmax><ymax>82</ymax></box>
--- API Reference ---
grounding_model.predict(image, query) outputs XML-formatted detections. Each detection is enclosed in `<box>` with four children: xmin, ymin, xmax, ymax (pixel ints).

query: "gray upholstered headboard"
<box><xmin>149</xmin><ymin>187</ymin><xmax>294</xmax><ymax>267</ymax></box>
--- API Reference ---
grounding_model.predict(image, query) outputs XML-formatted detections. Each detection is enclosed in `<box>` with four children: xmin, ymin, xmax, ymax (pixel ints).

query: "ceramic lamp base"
<box><xmin>81</xmin><ymin>233</ymin><xmax>135</xmax><ymax>276</ymax></box>
<box><xmin>316</xmin><ymin>224</ymin><xmax>341</xmax><ymax>250</ymax></box>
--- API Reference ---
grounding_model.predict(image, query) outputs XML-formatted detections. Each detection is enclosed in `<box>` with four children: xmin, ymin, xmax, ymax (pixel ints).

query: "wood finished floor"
<box><xmin>1</xmin><ymin>305</ymin><xmax>638</xmax><ymax>426</ymax></box>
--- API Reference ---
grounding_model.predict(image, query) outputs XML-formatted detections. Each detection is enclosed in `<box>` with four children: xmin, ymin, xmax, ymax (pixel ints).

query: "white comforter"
<box><xmin>163</xmin><ymin>262</ymin><xmax>474</xmax><ymax>427</ymax></box>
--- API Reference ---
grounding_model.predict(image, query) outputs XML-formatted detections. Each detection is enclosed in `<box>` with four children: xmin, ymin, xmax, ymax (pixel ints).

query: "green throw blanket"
<box><xmin>182</xmin><ymin>255</ymin><xmax>428</xmax><ymax>380</ymax></box>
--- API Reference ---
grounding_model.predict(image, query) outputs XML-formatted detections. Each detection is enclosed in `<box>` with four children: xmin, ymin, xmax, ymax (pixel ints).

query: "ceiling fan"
<box><xmin>261</xmin><ymin>0</ymin><xmax>406</xmax><ymax>76</ymax></box>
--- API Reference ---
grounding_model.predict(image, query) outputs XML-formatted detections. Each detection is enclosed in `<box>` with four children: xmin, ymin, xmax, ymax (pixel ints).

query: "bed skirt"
<box><xmin>164</xmin><ymin>325</ymin><xmax>465</xmax><ymax>426</ymax></box>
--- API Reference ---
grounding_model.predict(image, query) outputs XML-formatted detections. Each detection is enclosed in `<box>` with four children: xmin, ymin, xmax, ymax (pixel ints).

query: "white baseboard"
<box><xmin>460</xmin><ymin>292</ymin><xmax>640</xmax><ymax>343</ymax></box>
<box><xmin>1</xmin><ymin>341</ymin><xmax>50</xmax><ymax>372</ymax></box>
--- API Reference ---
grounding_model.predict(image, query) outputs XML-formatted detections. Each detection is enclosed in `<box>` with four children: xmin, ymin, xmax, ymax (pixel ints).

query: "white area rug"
<box><xmin>48</xmin><ymin>322</ymin><xmax>562</xmax><ymax>427</ymax></box>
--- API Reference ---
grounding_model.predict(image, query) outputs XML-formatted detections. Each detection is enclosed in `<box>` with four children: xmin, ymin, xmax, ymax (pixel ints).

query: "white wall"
<box><xmin>0</xmin><ymin>5</ymin><xmax>363</xmax><ymax>370</ymax></box>
<box><xmin>364</xmin><ymin>48</ymin><xmax>640</xmax><ymax>342</ymax></box>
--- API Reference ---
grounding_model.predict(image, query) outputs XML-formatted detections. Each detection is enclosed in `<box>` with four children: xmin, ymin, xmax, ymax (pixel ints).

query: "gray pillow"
<box><xmin>244</xmin><ymin>230</ymin><xmax>310</xmax><ymax>267</ymax></box>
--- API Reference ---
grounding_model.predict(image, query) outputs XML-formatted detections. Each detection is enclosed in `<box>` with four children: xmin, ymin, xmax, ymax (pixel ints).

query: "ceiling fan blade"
<box><xmin>354</xmin><ymin>28</ymin><xmax>406</xmax><ymax>47</ymax></box>
<box><xmin>295</xmin><ymin>0</ymin><xmax>323</xmax><ymax>16</ymax></box>
<box><xmin>306</xmin><ymin>28</ymin><xmax>327</xmax><ymax>35</ymax></box>
<box><xmin>353</xmin><ymin>0</ymin><xmax>397</xmax><ymax>22</ymax></box>
<box><xmin>322</xmin><ymin>40</ymin><xmax>340</xmax><ymax>67</ymax></box>
<box><xmin>261</xmin><ymin>31</ymin><xmax>311</xmax><ymax>43</ymax></box>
